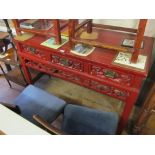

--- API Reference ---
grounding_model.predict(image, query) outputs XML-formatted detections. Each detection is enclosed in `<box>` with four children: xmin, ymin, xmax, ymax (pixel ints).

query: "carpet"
<box><xmin>34</xmin><ymin>74</ymin><xmax>124</xmax><ymax>115</ymax></box>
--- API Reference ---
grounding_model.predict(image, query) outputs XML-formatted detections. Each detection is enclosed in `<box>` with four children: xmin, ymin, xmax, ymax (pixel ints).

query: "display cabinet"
<box><xmin>12</xmin><ymin>19</ymin><xmax>154</xmax><ymax>134</ymax></box>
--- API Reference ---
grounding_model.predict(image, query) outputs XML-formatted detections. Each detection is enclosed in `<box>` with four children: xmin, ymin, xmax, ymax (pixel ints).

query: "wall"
<box><xmin>93</xmin><ymin>19</ymin><xmax>155</xmax><ymax>37</ymax></box>
<box><xmin>0</xmin><ymin>19</ymin><xmax>155</xmax><ymax>37</ymax></box>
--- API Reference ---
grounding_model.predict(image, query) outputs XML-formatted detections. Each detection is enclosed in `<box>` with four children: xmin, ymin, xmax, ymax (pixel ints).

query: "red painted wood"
<box><xmin>117</xmin><ymin>91</ymin><xmax>138</xmax><ymax>134</ymax></box>
<box><xmin>68</xmin><ymin>19</ymin><xmax>76</xmax><ymax>49</ymax></box>
<box><xmin>12</xmin><ymin>19</ymin><xmax>22</xmax><ymax>35</ymax></box>
<box><xmin>93</xmin><ymin>23</ymin><xmax>138</xmax><ymax>33</ymax></box>
<box><xmin>87</xmin><ymin>19</ymin><xmax>93</xmax><ymax>33</ymax></box>
<box><xmin>15</xmin><ymin>28</ymin><xmax>154</xmax><ymax>77</ymax></box>
<box><xmin>131</xmin><ymin>19</ymin><xmax>147</xmax><ymax>63</ymax></box>
<box><xmin>16</xmin><ymin>42</ymin><xmax>32</xmax><ymax>83</ymax></box>
<box><xmin>14</xmin><ymin>27</ymin><xmax>154</xmax><ymax>134</ymax></box>
<box><xmin>53</xmin><ymin>19</ymin><xmax>61</xmax><ymax>44</ymax></box>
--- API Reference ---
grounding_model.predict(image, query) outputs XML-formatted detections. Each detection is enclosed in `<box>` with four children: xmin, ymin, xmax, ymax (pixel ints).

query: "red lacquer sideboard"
<box><xmin>14</xmin><ymin>27</ymin><xmax>155</xmax><ymax>134</ymax></box>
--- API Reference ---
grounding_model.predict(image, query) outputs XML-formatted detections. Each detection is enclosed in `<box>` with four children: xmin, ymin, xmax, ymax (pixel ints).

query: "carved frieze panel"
<box><xmin>51</xmin><ymin>54</ymin><xmax>83</xmax><ymax>71</ymax></box>
<box><xmin>91</xmin><ymin>65</ymin><xmax>134</xmax><ymax>86</ymax></box>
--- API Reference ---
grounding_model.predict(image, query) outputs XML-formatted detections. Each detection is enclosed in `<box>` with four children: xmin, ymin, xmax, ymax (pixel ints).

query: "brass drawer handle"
<box><xmin>114</xmin><ymin>89</ymin><xmax>125</xmax><ymax>97</ymax></box>
<box><xmin>104</xmin><ymin>70</ymin><xmax>117</xmax><ymax>78</ymax></box>
<box><xmin>28</xmin><ymin>47</ymin><xmax>36</xmax><ymax>53</ymax></box>
<box><xmin>52</xmin><ymin>55</ymin><xmax>59</xmax><ymax>59</ymax></box>
<box><xmin>60</xmin><ymin>58</ymin><xmax>69</xmax><ymax>66</ymax></box>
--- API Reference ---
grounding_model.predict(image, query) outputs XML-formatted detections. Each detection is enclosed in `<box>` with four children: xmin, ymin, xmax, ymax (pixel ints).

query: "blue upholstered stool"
<box><xmin>11</xmin><ymin>85</ymin><xmax>66</xmax><ymax>125</ymax></box>
<box><xmin>62</xmin><ymin>104</ymin><xmax>119</xmax><ymax>135</ymax></box>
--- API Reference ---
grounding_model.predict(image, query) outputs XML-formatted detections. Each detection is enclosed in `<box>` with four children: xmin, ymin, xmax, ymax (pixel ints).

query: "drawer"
<box><xmin>26</xmin><ymin>59</ymin><xmax>56</xmax><ymax>75</ymax></box>
<box><xmin>51</xmin><ymin>54</ymin><xmax>84</xmax><ymax>72</ymax></box>
<box><xmin>90</xmin><ymin>64</ymin><xmax>135</xmax><ymax>86</ymax></box>
<box><xmin>52</xmin><ymin>69</ymin><xmax>130</xmax><ymax>100</ymax></box>
<box><xmin>52</xmin><ymin>69</ymin><xmax>90</xmax><ymax>86</ymax></box>
<box><xmin>22</xmin><ymin>45</ymin><xmax>50</xmax><ymax>61</ymax></box>
<box><xmin>25</xmin><ymin>59</ymin><xmax>129</xmax><ymax>100</ymax></box>
<box><xmin>90</xmin><ymin>80</ymin><xmax>129</xmax><ymax>100</ymax></box>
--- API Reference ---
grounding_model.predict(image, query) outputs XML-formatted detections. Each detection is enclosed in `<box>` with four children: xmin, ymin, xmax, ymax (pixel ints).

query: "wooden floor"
<box><xmin>0</xmin><ymin>74</ymin><xmax>24</xmax><ymax>103</ymax></box>
<box><xmin>0</xmin><ymin>72</ymin><xmax>139</xmax><ymax>134</ymax></box>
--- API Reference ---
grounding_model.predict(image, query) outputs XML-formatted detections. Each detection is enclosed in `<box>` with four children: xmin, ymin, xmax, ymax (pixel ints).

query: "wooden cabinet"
<box><xmin>12</xmin><ymin>19</ymin><xmax>155</xmax><ymax>134</ymax></box>
<box><xmin>133</xmin><ymin>59</ymin><xmax>155</xmax><ymax>134</ymax></box>
<box><xmin>133</xmin><ymin>83</ymin><xmax>155</xmax><ymax>134</ymax></box>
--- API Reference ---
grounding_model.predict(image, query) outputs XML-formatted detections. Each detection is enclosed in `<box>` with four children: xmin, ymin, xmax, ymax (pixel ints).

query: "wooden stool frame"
<box><xmin>12</xmin><ymin>19</ymin><xmax>68</xmax><ymax>45</ymax></box>
<box><xmin>68</xmin><ymin>19</ymin><xmax>147</xmax><ymax>63</ymax></box>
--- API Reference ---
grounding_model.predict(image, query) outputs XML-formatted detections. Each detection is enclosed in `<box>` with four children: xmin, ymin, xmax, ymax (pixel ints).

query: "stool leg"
<box><xmin>0</xmin><ymin>65</ymin><xmax>12</xmax><ymax>88</ymax></box>
<box><xmin>5</xmin><ymin>64</ymin><xmax>12</xmax><ymax>72</ymax></box>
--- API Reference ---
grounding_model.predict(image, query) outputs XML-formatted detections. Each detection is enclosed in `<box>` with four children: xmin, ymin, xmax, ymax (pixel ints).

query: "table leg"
<box><xmin>117</xmin><ymin>92</ymin><xmax>138</xmax><ymax>134</ymax></box>
<box><xmin>0</xmin><ymin>64</ymin><xmax>12</xmax><ymax>88</ymax></box>
<box><xmin>20</xmin><ymin>59</ymin><xmax>32</xmax><ymax>84</ymax></box>
<box><xmin>15</xmin><ymin>42</ymin><xmax>32</xmax><ymax>84</ymax></box>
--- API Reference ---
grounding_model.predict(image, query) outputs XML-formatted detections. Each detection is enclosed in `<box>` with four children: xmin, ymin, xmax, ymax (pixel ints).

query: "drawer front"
<box><xmin>25</xmin><ymin>59</ymin><xmax>129</xmax><ymax>100</ymax></box>
<box><xmin>90</xmin><ymin>64</ymin><xmax>134</xmax><ymax>86</ymax></box>
<box><xmin>52</xmin><ymin>69</ymin><xmax>129</xmax><ymax>100</ymax></box>
<box><xmin>90</xmin><ymin>80</ymin><xmax>129</xmax><ymax>100</ymax></box>
<box><xmin>22</xmin><ymin>45</ymin><xmax>50</xmax><ymax>61</ymax></box>
<box><xmin>52</xmin><ymin>69</ymin><xmax>90</xmax><ymax>86</ymax></box>
<box><xmin>26</xmin><ymin>59</ymin><xmax>56</xmax><ymax>74</ymax></box>
<box><xmin>26</xmin><ymin>59</ymin><xmax>88</xmax><ymax>86</ymax></box>
<box><xmin>51</xmin><ymin>54</ymin><xmax>84</xmax><ymax>72</ymax></box>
